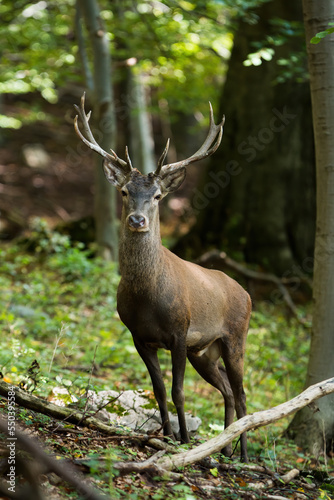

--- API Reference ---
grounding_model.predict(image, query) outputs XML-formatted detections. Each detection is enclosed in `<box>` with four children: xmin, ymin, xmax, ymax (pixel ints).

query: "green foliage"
<box><xmin>147</xmin><ymin>482</ymin><xmax>197</xmax><ymax>500</ymax></box>
<box><xmin>0</xmin><ymin>0</ymin><xmax>78</xmax><ymax>104</ymax></box>
<box><xmin>26</xmin><ymin>217</ymin><xmax>72</xmax><ymax>254</ymax></box>
<box><xmin>104</xmin><ymin>0</ymin><xmax>230</xmax><ymax>114</ymax></box>
<box><xmin>310</xmin><ymin>23</ymin><xmax>334</xmax><ymax>44</ymax></box>
<box><xmin>243</xmin><ymin>18</ymin><xmax>307</xmax><ymax>83</ymax></box>
<box><xmin>0</xmin><ymin>0</ymin><xmax>309</xmax><ymax>133</ymax></box>
<box><xmin>0</xmin><ymin>232</ymin><xmax>122</xmax><ymax>394</ymax></box>
<box><xmin>246</xmin><ymin>306</ymin><xmax>310</xmax><ymax>410</ymax></box>
<box><xmin>0</xmin><ymin>0</ymin><xmax>229</xmax><ymax>127</ymax></box>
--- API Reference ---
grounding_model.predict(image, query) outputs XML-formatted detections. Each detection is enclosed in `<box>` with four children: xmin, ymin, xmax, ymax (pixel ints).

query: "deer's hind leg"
<box><xmin>187</xmin><ymin>342</ymin><xmax>235</xmax><ymax>457</ymax></box>
<box><xmin>221</xmin><ymin>334</ymin><xmax>248</xmax><ymax>461</ymax></box>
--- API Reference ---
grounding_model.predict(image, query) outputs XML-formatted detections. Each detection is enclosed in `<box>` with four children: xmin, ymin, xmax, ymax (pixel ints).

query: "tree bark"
<box><xmin>77</xmin><ymin>0</ymin><xmax>118</xmax><ymax>260</ymax></box>
<box><xmin>174</xmin><ymin>0</ymin><xmax>315</xmax><ymax>275</ymax></box>
<box><xmin>287</xmin><ymin>0</ymin><xmax>334</xmax><ymax>455</ymax></box>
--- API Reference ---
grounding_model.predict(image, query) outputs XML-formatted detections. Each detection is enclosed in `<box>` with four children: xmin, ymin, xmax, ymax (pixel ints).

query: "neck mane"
<box><xmin>118</xmin><ymin>213</ymin><xmax>163</xmax><ymax>291</ymax></box>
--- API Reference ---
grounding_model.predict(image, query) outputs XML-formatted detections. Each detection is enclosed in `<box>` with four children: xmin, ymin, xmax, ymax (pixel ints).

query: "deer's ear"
<box><xmin>103</xmin><ymin>159</ymin><xmax>127</xmax><ymax>189</ymax></box>
<box><xmin>161</xmin><ymin>168</ymin><xmax>186</xmax><ymax>194</ymax></box>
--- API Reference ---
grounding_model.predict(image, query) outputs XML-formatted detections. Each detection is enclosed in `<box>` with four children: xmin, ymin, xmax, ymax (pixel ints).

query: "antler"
<box><xmin>74</xmin><ymin>93</ymin><xmax>133</xmax><ymax>173</ymax></box>
<box><xmin>154</xmin><ymin>102</ymin><xmax>224</xmax><ymax>177</ymax></box>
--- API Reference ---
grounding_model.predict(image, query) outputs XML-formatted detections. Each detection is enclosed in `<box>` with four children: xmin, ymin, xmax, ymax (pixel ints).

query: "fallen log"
<box><xmin>0</xmin><ymin>380</ymin><xmax>169</xmax><ymax>451</ymax></box>
<box><xmin>115</xmin><ymin>377</ymin><xmax>334</xmax><ymax>473</ymax></box>
<box><xmin>0</xmin><ymin>380</ymin><xmax>119</xmax><ymax>435</ymax></box>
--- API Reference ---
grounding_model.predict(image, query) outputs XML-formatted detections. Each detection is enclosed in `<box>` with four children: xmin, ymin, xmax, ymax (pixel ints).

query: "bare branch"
<box><xmin>115</xmin><ymin>378</ymin><xmax>334</xmax><ymax>473</ymax></box>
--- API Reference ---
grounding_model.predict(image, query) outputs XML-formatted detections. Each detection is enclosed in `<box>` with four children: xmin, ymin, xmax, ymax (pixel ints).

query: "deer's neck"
<box><xmin>119</xmin><ymin>215</ymin><xmax>164</xmax><ymax>291</ymax></box>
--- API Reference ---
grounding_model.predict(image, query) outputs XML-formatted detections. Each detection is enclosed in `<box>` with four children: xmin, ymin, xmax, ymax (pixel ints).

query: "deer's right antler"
<box><xmin>74</xmin><ymin>93</ymin><xmax>133</xmax><ymax>173</ymax></box>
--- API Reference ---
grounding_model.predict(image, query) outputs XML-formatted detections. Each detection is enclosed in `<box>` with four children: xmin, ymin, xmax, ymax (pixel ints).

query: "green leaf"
<box><xmin>310</xmin><ymin>27</ymin><xmax>334</xmax><ymax>44</ymax></box>
<box><xmin>210</xmin><ymin>467</ymin><xmax>219</xmax><ymax>477</ymax></box>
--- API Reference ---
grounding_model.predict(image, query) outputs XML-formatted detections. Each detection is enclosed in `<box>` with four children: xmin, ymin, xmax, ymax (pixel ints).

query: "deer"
<box><xmin>74</xmin><ymin>94</ymin><xmax>252</xmax><ymax>462</ymax></box>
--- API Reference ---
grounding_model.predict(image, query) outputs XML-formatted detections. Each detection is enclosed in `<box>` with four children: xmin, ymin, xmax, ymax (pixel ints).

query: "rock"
<box><xmin>86</xmin><ymin>389</ymin><xmax>202</xmax><ymax>438</ymax></box>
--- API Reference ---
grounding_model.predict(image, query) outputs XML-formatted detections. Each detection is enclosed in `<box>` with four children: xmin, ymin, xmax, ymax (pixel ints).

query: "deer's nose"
<box><xmin>128</xmin><ymin>214</ymin><xmax>147</xmax><ymax>230</ymax></box>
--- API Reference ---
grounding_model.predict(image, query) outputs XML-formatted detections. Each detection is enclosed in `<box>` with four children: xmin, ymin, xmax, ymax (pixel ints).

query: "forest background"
<box><xmin>0</xmin><ymin>0</ymin><xmax>334</xmax><ymax>499</ymax></box>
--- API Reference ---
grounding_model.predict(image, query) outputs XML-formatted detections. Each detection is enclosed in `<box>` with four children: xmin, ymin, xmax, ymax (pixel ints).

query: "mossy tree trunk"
<box><xmin>175</xmin><ymin>0</ymin><xmax>315</xmax><ymax>276</ymax></box>
<box><xmin>287</xmin><ymin>0</ymin><xmax>334</xmax><ymax>455</ymax></box>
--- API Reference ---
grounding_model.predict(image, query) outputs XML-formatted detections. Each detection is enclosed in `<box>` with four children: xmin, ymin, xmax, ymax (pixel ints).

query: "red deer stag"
<box><xmin>74</xmin><ymin>94</ymin><xmax>251</xmax><ymax>461</ymax></box>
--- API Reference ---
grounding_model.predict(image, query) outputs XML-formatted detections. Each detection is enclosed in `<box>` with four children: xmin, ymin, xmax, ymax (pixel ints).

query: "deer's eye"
<box><xmin>121</xmin><ymin>190</ymin><xmax>128</xmax><ymax>197</ymax></box>
<box><xmin>154</xmin><ymin>194</ymin><xmax>162</xmax><ymax>201</ymax></box>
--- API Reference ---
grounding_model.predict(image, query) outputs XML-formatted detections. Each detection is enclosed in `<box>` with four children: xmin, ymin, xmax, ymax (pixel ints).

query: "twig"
<box><xmin>247</xmin><ymin>467</ymin><xmax>299</xmax><ymax>490</ymax></box>
<box><xmin>48</xmin><ymin>323</ymin><xmax>68</xmax><ymax>374</ymax></box>
<box><xmin>80</xmin><ymin>391</ymin><xmax>125</xmax><ymax>424</ymax></box>
<box><xmin>79</xmin><ymin>344</ymin><xmax>99</xmax><ymax>423</ymax></box>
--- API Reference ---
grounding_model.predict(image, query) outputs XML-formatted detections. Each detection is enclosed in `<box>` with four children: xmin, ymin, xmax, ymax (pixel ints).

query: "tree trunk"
<box><xmin>175</xmin><ymin>0</ymin><xmax>315</xmax><ymax>275</ymax></box>
<box><xmin>129</xmin><ymin>71</ymin><xmax>156</xmax><ymax>175</ymax></box>
<box><xmin>287</xmin><ymin>0</ymin><xmax>334</xmax><ymax>455</ymax></box>
<box><xmin>77</xmin><ymin>0</ymin><xmax>118</xmax><ymax>260</ymax></box>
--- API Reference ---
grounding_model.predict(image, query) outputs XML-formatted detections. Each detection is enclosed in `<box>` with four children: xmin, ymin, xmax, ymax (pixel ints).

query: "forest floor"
<box><xmin>1</xmin><ymin>392</ymin><xmax>333</xmax><ymax>500</ymax></box>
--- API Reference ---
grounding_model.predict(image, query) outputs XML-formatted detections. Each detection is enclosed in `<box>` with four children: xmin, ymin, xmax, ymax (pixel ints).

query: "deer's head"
<box><xmin>74</xmin><ymin>94</ymin><xmax>224</xmax><ymax>233</ymax></box>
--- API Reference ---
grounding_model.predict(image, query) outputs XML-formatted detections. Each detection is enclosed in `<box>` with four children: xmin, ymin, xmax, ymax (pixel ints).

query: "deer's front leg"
<box><xmin>171</xmin><ymin>341</ymin><xmax>189</xmax><ymax>443</ymax></box>
<box><xmin>133</xmin><ymin>339</ymin><xmax>173</xmax><ymax>439</ymax></box>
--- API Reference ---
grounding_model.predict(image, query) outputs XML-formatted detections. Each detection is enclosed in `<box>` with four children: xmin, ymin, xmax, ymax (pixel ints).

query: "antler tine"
<box><xmin>157</xmin><ymin>103</ymin><xmax>225</xmax><ymax>177</ymax></box>
<box><xmin>154</xmin><ymin>138</ymin><xmax>170</xmax><ymax>176</ymax></box>
<box><xmin>125</xmin><ymin>146</ymin><xmax>133</xmax><ymax>171</ymax></box>
<box><xmin>74</xmin><ymin>94</ymin><xmax>110</xmax><ymax>158</ymax></box>
<box><xmin>74</xmin><ymin>93</ymin><xmax>132</xmax><ymax>172</ymax></box>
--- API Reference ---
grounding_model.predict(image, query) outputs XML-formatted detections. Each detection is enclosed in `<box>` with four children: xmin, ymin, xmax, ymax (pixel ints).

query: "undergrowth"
<box><xmin>0</xmin><ymin>223</ymin><xmax>322</xmax><ymax>482</ymax></box>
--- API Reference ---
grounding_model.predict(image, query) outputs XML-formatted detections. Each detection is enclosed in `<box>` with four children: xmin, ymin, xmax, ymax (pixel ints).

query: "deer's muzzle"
<box><xmin>127</xmin><ymin>214</ymin><xmax>148</xmax><ymax>232</ymax></box>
